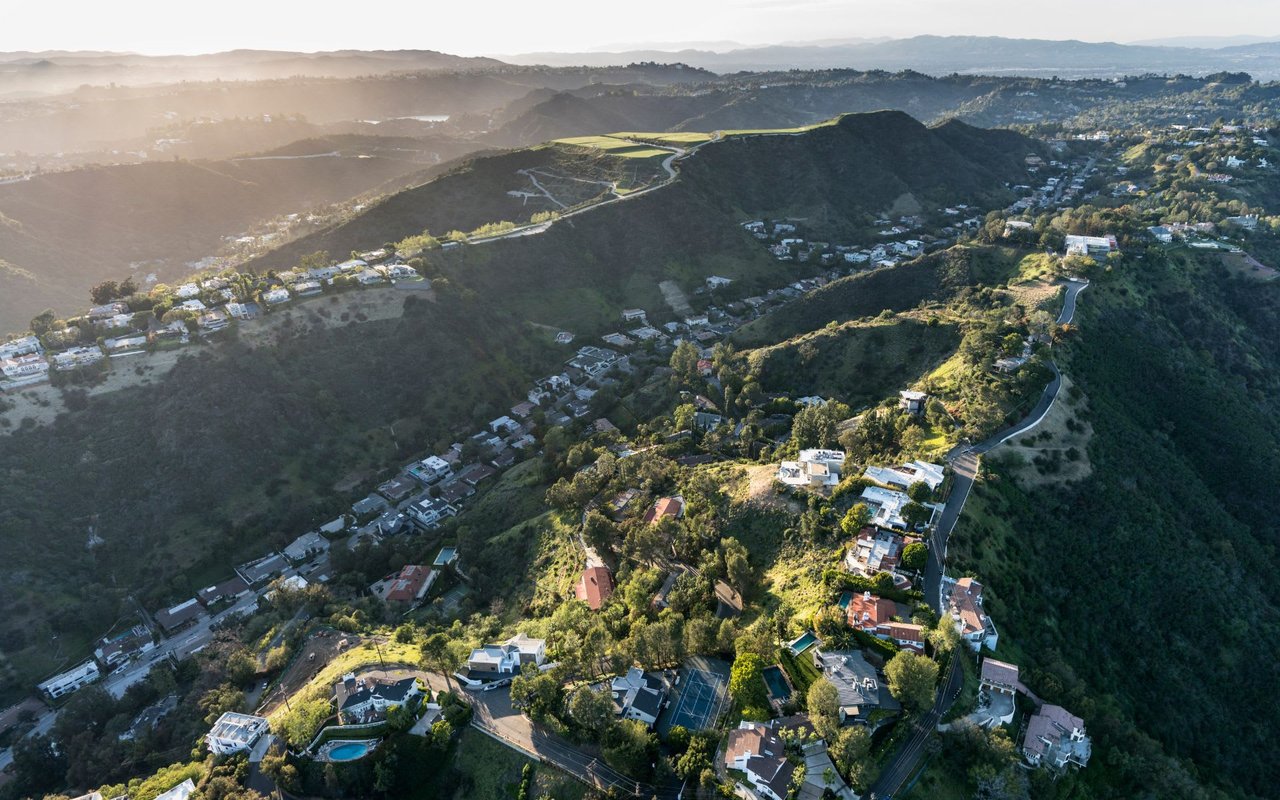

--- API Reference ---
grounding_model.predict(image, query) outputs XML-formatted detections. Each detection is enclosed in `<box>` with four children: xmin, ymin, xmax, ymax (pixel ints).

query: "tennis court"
<box><xmin>661</xmin><ymin>662</ymin><xmax>729</xmax><ymax>734</ymax></box>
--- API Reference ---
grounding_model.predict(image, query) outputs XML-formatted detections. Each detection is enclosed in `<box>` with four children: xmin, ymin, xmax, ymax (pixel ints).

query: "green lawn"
<box><xmin>609</xmin><ymin>131</ymin><xmax>714</xmax><ymax>145</ymax></box>
<box><xmin>553</xmin><ymin>136</ymin><xmax>672</xmax><ymax>159</ymax></box>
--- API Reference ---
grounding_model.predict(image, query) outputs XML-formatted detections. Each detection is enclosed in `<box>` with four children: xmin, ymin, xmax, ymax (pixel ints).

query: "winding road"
<box><xmin>871</xmin><ymin>277</ymin><xmax>1088</xmax><ymax>798</ymax></box>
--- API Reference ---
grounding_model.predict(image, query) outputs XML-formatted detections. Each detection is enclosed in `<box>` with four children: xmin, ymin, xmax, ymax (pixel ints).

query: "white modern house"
<box><xmin>459</xmin><ymin>633</ymin><xmax>546</xmax><ymax>687</ymax></box>
<box><xmin>609</xmin><ymin>668</ymin><xmax>666</xmax><ymax>727</ymax></box>
<box><xmin>777</xmin><ymin>449</ymin><xmax>846</xmax><ymax>488</ymax></box>
<box><xmin>864</xmin><ymin>460</ymin><xmax>945</xmax><ymax>492</ymax></box>
<box><xmin>206</xmin><ymin>712</ymin><xmax>270</xmax><ymax>755</ymax></box>
<box><xmin>38</xmin><ymin>660</ymin><xmax>100</xmax><ymax>700</ymax></box>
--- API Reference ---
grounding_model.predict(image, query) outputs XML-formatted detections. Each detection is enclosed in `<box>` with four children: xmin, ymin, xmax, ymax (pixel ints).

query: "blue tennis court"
<box><xmin>664</xmin><ymin>666</ymin><xmax>728</xmax><ymax>733</ymax></box>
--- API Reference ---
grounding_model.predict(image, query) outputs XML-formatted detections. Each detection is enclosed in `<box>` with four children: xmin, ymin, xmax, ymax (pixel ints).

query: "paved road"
<box><xmin>869</xmin><ymin>654</ymin><xmax>965</xmax><ymax>799</ymax></box>
<box><xmin>467</xmin><ymin>687</ymin><xmax>678</xmax><ymax>799</ymax></box>
<box><xmin>875</xmin><ymin>277</ymin><xmax>1090</xmax><ymax>794</ymax></box>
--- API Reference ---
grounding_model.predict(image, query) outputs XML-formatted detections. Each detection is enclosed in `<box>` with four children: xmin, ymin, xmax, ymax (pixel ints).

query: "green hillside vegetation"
<box><xmin>949</xmin><ymin>248</ymin><xmax>1280</xmax><ymax>799</ymax></box>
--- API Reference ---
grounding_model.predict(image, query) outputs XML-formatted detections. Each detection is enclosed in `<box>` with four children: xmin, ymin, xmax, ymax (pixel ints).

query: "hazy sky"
<box><xmin>5</xmin><ymin>0</ymin><xmax>1279</xmax><ymax>55</ymax></box>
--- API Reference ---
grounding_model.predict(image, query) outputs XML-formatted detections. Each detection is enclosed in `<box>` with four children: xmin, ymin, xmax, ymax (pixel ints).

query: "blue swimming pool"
<box><xmin>763</xmin><ymin>666</ymin><xmax>790</xmax><ymax>700</ymax></box>
<box><xmin>786</xmin><ymin>631</ymin><xmax>820</xmax><ymax>655</ymax></box>
<box><xmin>837</xmin><ymin>591</ymin><xmax>853</xmax><ymax>609</ymax></box>
<box><xmin>328</xmin><ymin>741</ymin><xmax>376</xmax><ymax>762</ymax></box>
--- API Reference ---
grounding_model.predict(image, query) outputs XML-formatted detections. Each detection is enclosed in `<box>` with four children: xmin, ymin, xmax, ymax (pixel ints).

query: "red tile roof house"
<box><xmin>642</xmin><ymin>496</ymin><xmax>685</xmax><ymax>525</ymax></box>
<box><xmin>845</xmin><ymin>591</ymin><xmax>897</xmax><ymax>631</ymax></box>
<box><xmin>370</xmin><ymin>565</ymin><xmax>436</xmax><ymax>609</ymax></box>
<box><xmin>575</xmin><ymin>565</ymin><xmax>615</xmax><ymax>610</ymax></box>
<box><xmin>947</xmin><ymin>577</ymin><xmax>999</xmax><ymax>651</ymax></box>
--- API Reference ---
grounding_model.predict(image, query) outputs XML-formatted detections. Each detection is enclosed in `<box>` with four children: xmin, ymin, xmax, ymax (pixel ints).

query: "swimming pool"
<box><xmin>326</xmin><ymin>740</ymin><xmax>377</xmax><ymax>762</ymax></box>
<box><xmin>763</xmin><ymin>666</ymin><xmax>791</xmax><ymax>700</ymax></box>
<box><xmin>786</xmin><ymin>630</ymin><xmax>820</xmax><ymax>655</ymax></box>
<box><xmin>837</xmin><ymin>591</ymin><xmax>852</xmax><ymax>610</ymax></box>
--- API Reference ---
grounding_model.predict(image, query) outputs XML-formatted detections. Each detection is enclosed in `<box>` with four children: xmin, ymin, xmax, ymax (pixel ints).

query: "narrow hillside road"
<box><xmin>873</xmin><ymin>277</ymin><xmax>1089</xmax><ymax>797</ymax></box>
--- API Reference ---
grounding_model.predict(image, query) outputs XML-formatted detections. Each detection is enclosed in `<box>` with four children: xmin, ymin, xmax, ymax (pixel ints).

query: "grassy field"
<box><xmin>451</xmin><ymin>728</ymin><xmax>587</xmax><ymax>800</ymax></box>
<box><xmin>610</xmin><ymin>131</ymin><xmax>714</xmax><ymax>145</ymax></box>
<box><xmin>268</xmin><ymin>639</ymin><xmax>426</xmax><ymax>722</ymax></box>
<box><xmin>553</xmin><ymin>135</ymin><xmax>672</xmax><ymax>159</ymax></box>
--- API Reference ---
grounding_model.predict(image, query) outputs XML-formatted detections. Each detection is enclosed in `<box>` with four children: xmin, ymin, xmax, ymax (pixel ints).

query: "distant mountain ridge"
<box><xmin>505</xmin><ymin>34</ymin><xmax>1280</xmax><ymax>79</ymax></box>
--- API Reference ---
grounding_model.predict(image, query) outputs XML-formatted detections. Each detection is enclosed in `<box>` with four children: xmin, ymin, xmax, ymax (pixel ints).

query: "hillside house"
<box><xmin>196</xmin><ymin>575</ymin><xmax>250</xmax><ymax>607</ymax></box>
<box><xmin>1023</xmin><ymin>704</ymin><xmax>1091</xmax><ymax>770</ymax></box>
<box><xmin>864</xmin><ymin>460</ymin><xmax>945</xmax><ymax>492</ymax></box>
<box><xmin>407</xmin><ymin>496</ymin><xmax>457</xmax><ymax>530</ymax></box>
<box><xmin>154</xmin><ymin>598</ymin><xmax>205</xmax><ymax>635</ymax></box>
<box><xmin>87</xmin><ymin>302</ymin><xmax>128</xmax><ymax>320</ymax></box>
<box><xmin>205</xmin><ymin>712</ymin><xmax>270</xmax><ymax>756</ymax></box>
<box><xmin>724</xmin><ymin>721</ymin><xmax>787</xmax><ymax>780</ymax></box>
<box><xmin>981</xmin><ymin>658</ymin><xmax>1020</xmax><ymax>696</ymax></box>
<box><xmin>376</xmin><ymin>475</ymin><xmax>417</xmax><ymax>503</ymax></box>
<box><xmin>407</xmin><ymin>455</ymin><xmax>452</xmax><ymax>485</ymax></box>
<box><xmin>51</xmin><ymin>346</ymin><xmax>105</xmax><ymax>371</ymax></box>
<box><xmin>882</xmin><ymin>622</ymin><xmax>925</xmax><ymax>653</ymax></box>
<box><xmin>610</xmin><ymin>668</ymin><xmax>667</xmax><ymax>727</ymax></box>
<box><xmin>283</xmin><ymin>531</ymin><xmax>330</xmax><ymax>562</ymax></box>
<box><xmin>1</xmin><ymin>353</ymin><xmax>50</xmax><ymax>379</ymax></box>
<box><xmin>38</xmin><ymin>660</ymin><xmax>101</xmax><ymax>700</ymax></box>
<box><xmin>621</xmin><ymin>308</ymin><xmax>647</xmax><ymax>323</ymax></box>
<box><xmin>811</xmin><ymin>648</ymin><xmax>897</xmax><ymax>724</ymax></box>
<box><xmin>290</xmin><ymin>280</ymin><xmax>322</xmax><ymax>296</ymax></box>
<box><xmin>335</xmin><ymin>673</ymin><xmax>422</xmax><ymax>724</ymax></box>
<box><xmin>237</xmin><ymin>553</ymin><xmax>289</xmax><ymax>585</ymax></box>
<box><xmin>845</xmin><ymin>591</ymin><xmax>897</xmax><ymax>632</ymax></box>
<box><xmin>94</xmin><ymin>625</ymin><xmax>155</xmax><ymax>668</ymax></box>
<box><xmin>370</xmin><ymin>565</ymin><xmax>436</xmax><ymax>609</ymax></box>
<box><xmin>898</xmin><ymin>390</ymin><xmax>928</xmax><ymax>414</ymax></box>
<box><xmin>946</xmin><ymin>577</ymin><xmax>999</xmax><ymax>651</ymax></box>
<box><xmin>460</xmin><ymin>633</ymin><xmax>546</xmax><ymax>687</ymax></box>
<box><xmin>197</xmin><ymin>309</ymin><xmax>229</xmax><ymax>332</ymax></box>
<box><xmin>777</xmin><ymin>449</ymin><xmax>846</xmax><ymax>489</ymax></box>
<box><xmin>643</xmin><ymin>496</ymin><xmax>685</xmax><ymax>524</ymax></box>
<box><xmin>844</xmin><ymin>528</ymin><xmax>905</xmax><ymax>577</ymax></box>
<box><xmin>575</xmin><ymin>565</ymin><xmax>615</xmax><ymax>610</ymax></box>
<box><xmin>859</xmin><ymin>485</ymin><xmax>917</xmax><ymax>530</ymax></box>
<box><xmin>705</xmin><ymin>275</ymin><xmax>733</xmax><ymax>288</ymax></box>
<box><xmin>103</xmin><ymin>336</ymin><xmax>147</xmax><ymax>355</ymax></box>
<box><xmin>1064</xmin><ymin>234</ymin><xmax>1118</xmax><ymax>258</ymax></box>
<box><xmin>0</xmin><ymin>335</ymin><xmax>42</xmax><ymax>359</ymax></box>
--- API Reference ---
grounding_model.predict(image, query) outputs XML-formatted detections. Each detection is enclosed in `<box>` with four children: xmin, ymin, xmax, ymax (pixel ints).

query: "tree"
<box><xmin>568</xmin><ymin>686</ymin><xmax>615</xmax><ymax>737</ymax></box>
<box><xmin>791</xmin><ymin>401</ymin><xmax>851</xmax><ymax>450</ymax></box>
<box><xmin>830</xmin><ymin>726</ymin><xmax>877</xmax><ymax>789</ymax></box>
<box><xmin>926</xmin><ymin>617</ymin><xmax>960</xmax><ymax>656</ymax></box>
<box><xmin>670</xmin><ymin>341</ymin><xmax>702</xmax><ymax>389</ymax></box>
<box><xmin>421</xmin><ymin>632</ymin><xmax>463</xmax><ymax>691</ymax></box>
<box><xmin>907</xmin><ymin>481</ymin><xmax>933</xmax><ymax>502</ymax></box>
<box><xmin>603</xmin><ymin>719</ymin><xmax>658</xmax><ymax>777</ymax></box>
<box><xmin>29</xmin><ymin>309</ymin><xmax>56</xmax><ymax>335</ymax></box>
<box><xmin>885</xmin><ymin>651</ymin><xmax>939</xmax><ymax>712</ymax></box>
<box><xmin>90</xmin><ymin>280</ymin><xmax>121</xmax><ymax>305</ymax></box>
<box><xmin>431</xmin><ymin>719</ymin><xmax>454</xmax><ymax>748</ymax></box>
<box><xmin>199</xmin><ymin>683</ymin><xmax>246</xmax><ymax>724</ymax></box>
<box><xmin>807</xmin><ymin>678</ymin><xmax>841</xmax><ymax>741</ymax></box>
<box><xmin>901</xmin><ymin>542</ymin><xmax>927</xmax><ymax>571</ymax></box>
<box><xmin>722</xmin><ymin>537</ymin><xmax>754</xmax><ymax>597</ymax></box>
<box><xmin>729</xmin><ymin>653</ymin><xmax>769</xmax><ymax>719</ymax></box>
<box><xmin>840</xmin><ymin>503</ymin><xmax>871</xmax><ymax>536</ymax></box>
<box><xmin>673</xmin><ymin>403</ymin><xmax>697</xmax><ymax>433</ymax></box>
<box><xmin>902</xmin><ymin>501</ymin><xmax>933</xmax><ymax>529</ymax></box>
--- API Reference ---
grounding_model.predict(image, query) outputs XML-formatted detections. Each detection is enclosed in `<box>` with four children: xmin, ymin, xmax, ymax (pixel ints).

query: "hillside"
<box><xmin>0</xmin><ymin>143</ymin><xmax>480</xmax><ymax>332</ymax></box>
<box><xmin>947</xmin><ymin>250</ymin><xmax>1280</xmax><ymax>797</ymax></box>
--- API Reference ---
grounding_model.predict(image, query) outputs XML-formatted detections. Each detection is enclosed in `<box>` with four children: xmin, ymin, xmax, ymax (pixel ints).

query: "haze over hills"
<box><xmin>506</xmin><ymin>34</ymin><xmax>1280</xmax><ymax>78</ymax></box>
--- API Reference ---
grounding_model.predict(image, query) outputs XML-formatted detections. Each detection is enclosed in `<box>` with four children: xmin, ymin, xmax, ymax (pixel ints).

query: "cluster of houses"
<box><xmin>725</xmin><ymin>716</ymin><xmax>858</xmax><ymax>800</ymax></box>
<box><xmin>743</xmin><ymin>218</ymin><xmax>938</xmax><ymax>271</ymax></box>
<box><xmin>975</xmin><ymin>657</ymin><xmax>1091</xmax><ymax>770</ymax></box>
<box><xmin>0</xmin><ymin>252</ymin><xmax>425</xmax><ymax>394</ymax></box>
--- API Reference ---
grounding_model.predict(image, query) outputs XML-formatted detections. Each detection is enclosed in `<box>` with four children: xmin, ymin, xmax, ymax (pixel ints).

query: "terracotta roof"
<box><xmin>724</xmin><ymin>723</ymin><xmax>782</xmax><ymax>766</ymax></box>
<box><xmin>381</xmin><ymin>565</ymin><xmax>433</xmax><ymax>603</ymax></box>
<box><xmin>884</xmin><ymin>622</ymin><xmax>924</xmax><ymax>642</ymax></box>
<box><xmin>575</xmin><ymin>565</ymin><xmax>615</xmax><ymax>610</ymax></box>
<box><xmin>643</xmin><ymin>496</ymin><xmax>684</xmax><ymax>524</ymax></box>
<box><xmin>846</xmin><ymin>592</ymin><xmax>896</xmax><ymax>630</ymax></box>
<box><xmin>950</xmin><ymin>578</ymin><xmax>986</xmax><ymax>635</ymax></box>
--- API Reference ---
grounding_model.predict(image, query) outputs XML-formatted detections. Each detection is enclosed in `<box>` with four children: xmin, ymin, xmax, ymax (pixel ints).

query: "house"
<box><xmin>462</xmin><ymin>634</ymin><xmax>546</xmax><ymax>684</ymax></box>
<box><xmin>407</xmin><ymin>496</ymin><xmax>457</xmax><ymax>530</ymax></box>
<box><xmin>812</xmin><ymin>648</ymin><xmax>896</xmax><ymax>723</ymax></box>
<box><xmin>205</xmin><ymin>712</ymin><xmax>270</xmax><ymax>756</ymax></box>
<box><xmin>1148</xmin><ymin>225</ymin><xmax>1174</xmax><ymax>243</ymax></box>
<box><xmin>882</xmin><ymin>622</ymin><xmax>925</xmax><ymax>653</ymax></box>
<box><xmin>1</xmin><ymin>353</ymin><xmax>50</xmax><ymax>379</ymax></box>
<box><xmin>637</xmin><ymin>495</ymin><xmax>681</xmax><ymax>525</ymax></box>
<box><xmin>335</xmin><ymin>673</ymin><xmax>422</xmax><ymax>724</ymax></box>
<box><xmin>621</xmin><ymin>308</ymin><xmax>647</xmax><ymax>323</ymax></box>
<box><xmin>1225</xmin><ymin>214</ymin><xmax>1259</xmax><ymax>230</ymax></box>
<box><xmin>898</xmin><ymin>390</ymin><xmax>928</xmax><ymax>414</ymax></box>
<box><xmin>777</xmin><ymin>449</ymin><xmax>846</xmax><ymax>489</ymax></box>
<box><xmin>684</xmin><ymin>315</ymin><xmax>710</xmax><ymax>327</ymax></box>
<box><xmin>0</xmin><ymin>335</ymin><xmax>42</xmax><ymax>359</ymax></box>
<box><xmin>980</xmin><ymin>658</ymin><xmax>1020</xmax><ymax>696</ymax></box>
<box><xmin>407</xmin><ymin>455</ymin><xmax>452</xmax><ymax>485</ymax></box>
<box><xmin>602</xmin><ymin>332</ymin><xmax>634</xmax><ymax>348</ymax></box>
<box><xmin>377</xmin><ymin>475</ymin><xmax>418</xmax><ymax>502</ymax></box>
<box><xmin>357</xmin><ymin>269</ymin><xmax>385</xmax><ymax>285</ymax></box>
<box><xmin>103</xmin><ymin>335</ymin><xmax>147</xmax><ymax>355</ymax></box>
<box><xmin>351</xmin><ymin>493</ymin><xmax>390</xmax><ymax>520</ymax></box>
<box><xmin>1064</xmin><ymin>234</ymin><xmax>1118</xmax><ymax>258</ymax></box>
<box><xmin>489</xmin><ymin>415</ymin><xmax>519</xmax><ymax>435</ymax></box>
<box><xmin>510</xmin><ymin>400</ymin><xmax>537</xmax><ymax>420</ymax></box>
<box><xmin>175</xmin><ymin>282</ymin><xmax>201</xmax><ymax>299</ymax></box>
<box><xmin>290</xmin><ymin>280</ymin><xmax>322</xmax><ymax>297</ymax></box>
<box><xmin>154</xmin><ymin>598</ymin><xmax>205</xmax><ymax>635</ymax></box>
<box><xmin>196</xmin><ymin>575</ymin><xmax>250</xmax><ymax>607</ymax></box>
<box><xmin>725</xmin><ymin>722</ymin><xmax>793</xmax><ymax>800</ymax></box>
<box><xmin>95</xmin><ymin>625</ymin><xmax>155</xmax><ymax>668</ymax></box>
<box><xmin>236</xmin><ymin>553</ymin><xmax>289</xmax><ymax>585</ymax></box>
<box><xmin>50</xmin><ymin>346</ymin><xmax>105</xmax><ymax>371</ymax></box>
<box><xmin>370</xmin><ymin>565</ymin><xmax>436</xmax><ymax>608</ymax></box>
<box><xmin>844</xmin><ymin>528</ymin><xmax>905</xmax><ymax>577</ymax></box>
<box><xmin>705</xmin><ymin>275</ymin><xmax>733</xmax><ymax>289</ymax></box>
<box><xmin>283</xmin><ymin>531</ymin><xmax>330</xmax><ymax>562</ymax></box>
<box><xmin>609</xmin><ymin>668</ymin><xmax>666</xmax><ymax>726</ymax></box>
<box><xmin>694</xmin><ymin>411</ymin><xmax>723</xmax><ymax>431</ymax></box>
<box><xmin>1022</xmin><ymin>704</ymin><xmax>1091</xmax><ymax>770</ymax></box>
<box><xmin>38</xmin><ymin>660</ymin><xmax>100</xmax><ymax>700</ymax></box>
<box><xmin>262</xmin><ymin>288</ymin><xmax>291</xmax><ymax>305</ymax></box>
<box><xmin>860</xmin><ymin>485</ymin><xmax>924</xmax><ymax>531</ymax></box>
<box><xmin>845</xmin><ymin>591</ymin><xmax>897</xmax><ymax>632</ymax></box>
<box><xmin>458</xmin><ymin>463</ymin><xmax>498</xmax><ymax>486</ymax></box>
<box><xmin>575</xmin><ymin>565</ymin><xmax>615</xmax><ymax>610</ymax></box>
<box><xmin>155</xmin><ymin>779</ymin><xmax>196</xmax><ymax>800</ymax></box>
<box><xmin>864</xmin><ymin>460</ymin><xmax>945</xmax><ymax>493</ymax></box>
<box><xmin>87</xmin><ymin>302</ymin><xmax>128</xmax><ymax>320</ymax></box>
<box><xmin>946</xmin><ymin>576</ymin><xmax>999</xmax><ymax>651</ymax></box>
<box><xmin>554</xmin><ymin>331</ymin><xmax>574</xmax><ymax>345</ymax></box>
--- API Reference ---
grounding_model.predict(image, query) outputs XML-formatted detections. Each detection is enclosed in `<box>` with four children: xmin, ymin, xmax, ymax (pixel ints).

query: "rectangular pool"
<box><xmin>786</xmin><ymin>631</ymin><xmax>820</xmax><ymax>655</ymax></box>
<box><xmin>763</xmin><ymin>666</ymin><xmax>790</xmax><ymax>700</ymax></box>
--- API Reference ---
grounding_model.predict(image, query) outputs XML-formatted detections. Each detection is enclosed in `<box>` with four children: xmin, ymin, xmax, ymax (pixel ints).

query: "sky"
<box><xmin>4</xmin><ymin>0</ymin><xmax>1278</xmax><ymax>56</ymax></box>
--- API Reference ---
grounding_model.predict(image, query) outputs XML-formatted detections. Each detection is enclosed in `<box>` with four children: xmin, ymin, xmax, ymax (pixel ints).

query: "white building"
<box><xmin>206</xmin><ymin>712</ymin><xmax>270</xmax><ymax>755</ymax></box>
<box><xmin>1064</xmin><ymin>235</ymin><xmax>1118</xmax><ymax>258</ymax></box>
<box><xmin>407</xmin><ymin>455</ymin><xmax>452</xmax><ymax>485</ymax></box>
<box><xmin>262</xmin><ymin>288</ymin><xmax>291</xmax><ymax>306</ymax></box>
<box><xmin>609</xmin><ymin>668</ymin><xmax>666</xmax><ymax>727</ymax></box>
<box><xmin>38</xmin><ymin>660</ymin><xmax>100</xmax><ymax>699</ymax></box>
<box><xmin>50</xmin><ymin>346</ymin><xmax>105</xmax><ymax>371</ymax></box>
<box><xmin>462</xmin><ymin>633</ymin><xmax>546</xmax><ymax>683</ymax></box>
<box><xmin>1</xmin><ymin>353</ymin><xmax>50</xmax><ymax>378</ymax></box>
<box><xmin>945</xmin><ymin>576</ymin><xmax>999</xmax><ymax>651</ymax></box>
<box><xmin>777</xmin><ymin>449</ymin><xmax>846</xmax><ymax>489</ymax></box>
<box><xmin>0</xmin><ymin>335</ymin><xmax>43</xmax><ymax>359</ymax></box>
<box><xmin>860</xmin><ymin>485</ymin><xmax>917</xmax><ymax>530</ymax></box>
<box><xmin>864</xmin><ymin>460</ymin><xmax>945</xmax><ymax>492</ymax></box>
